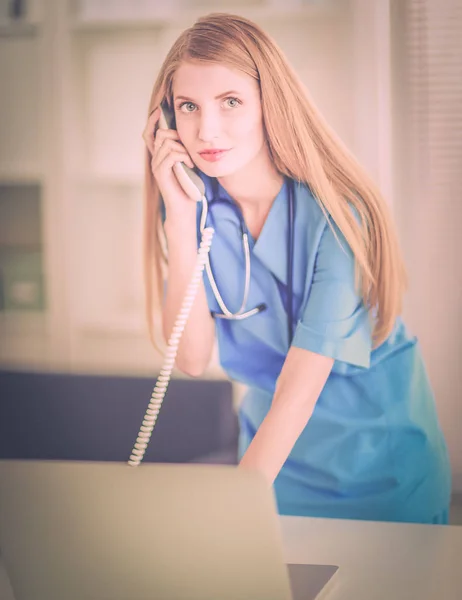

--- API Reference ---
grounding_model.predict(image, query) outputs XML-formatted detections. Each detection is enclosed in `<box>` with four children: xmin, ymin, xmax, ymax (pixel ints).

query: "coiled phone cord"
<box><xmin>128</xmin><ymin>215</ymin><xmax>214</xmax><ymax>467</ymax></box>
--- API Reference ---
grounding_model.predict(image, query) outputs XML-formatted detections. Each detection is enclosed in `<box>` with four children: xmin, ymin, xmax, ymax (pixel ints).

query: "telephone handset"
<box><xmin>127</xmin><ymin>104</ymin><xmax>214</xmax><ymax>467</ymax></box>
<box><xmin>158</xmin><ymin>100</ymin><xmax>205</xmax><ymax>202</ymax></box>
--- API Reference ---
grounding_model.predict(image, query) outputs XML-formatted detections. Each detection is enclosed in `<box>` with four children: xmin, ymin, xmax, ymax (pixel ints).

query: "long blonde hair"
<box><xmin>143</xmin><ymin>12</ymin><xmax>407</xmax><ymax>351</ymax></box>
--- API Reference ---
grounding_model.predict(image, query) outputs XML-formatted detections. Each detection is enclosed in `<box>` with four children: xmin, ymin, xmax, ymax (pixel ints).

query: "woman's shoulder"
<box><xmin>295</xmin><ymin>179</ymin><xmax>368</xmax><ymax>256</ymax></box>
<box><xmin>294</xmin><ymin>180</ymin><xmax>348</xmax><ymax>261</ymax></box>
<box><xmin>295</xmin><ymin>180</ymin><xmax>326</xmax><ymax>218</ymax></box>
<box><xmin>294</xmin><ymin>180</ymin><xmax>330</xmax><ymax>234</ymax></box>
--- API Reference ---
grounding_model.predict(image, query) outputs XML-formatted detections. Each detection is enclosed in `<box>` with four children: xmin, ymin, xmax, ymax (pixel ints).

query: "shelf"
<box><xmin>0</xmin><ymin>165</ymin><xmax>44</xmax><ymax>185</ymax></box>
<box><xmin>76</xmin><ymin>312</ymin><xmax>148</xmax><ymax>336</ymax></box>
<box><xmin>69</xmin><ymin>1</ymin><xmax>339</xmax><ymax>33</ymax></box>
<box><xmin>0</xmin><ymin>243</ymin><xmax>42</xmax><ymax>250</ymax></box>
<box><xmin>0</xmin><ymin>310</ymin><xmax>48</xmax><ymax>337</ymax></box>
<box><xmin>73</xmin><ymin>172</ymin><xmax>144</xmax><ymax>188</ymax></box>
<box><xmin>0</xmin><ymin>20</ymin><xmax>40</xmax><ymax>38</ymax></box>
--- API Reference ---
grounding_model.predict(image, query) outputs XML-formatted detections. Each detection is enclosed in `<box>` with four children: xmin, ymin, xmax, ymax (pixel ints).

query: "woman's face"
<box><xmin>172</xmin><ymin>60</ymin><xmax>267</xmax><ymax>178</ymax></box>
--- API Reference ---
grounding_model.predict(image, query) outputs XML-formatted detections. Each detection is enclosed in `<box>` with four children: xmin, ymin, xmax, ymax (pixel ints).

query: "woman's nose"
<box><xmin>198</xmin><ymin>112</ymin><xmax>222</xmax><ymax>142</ymax></box>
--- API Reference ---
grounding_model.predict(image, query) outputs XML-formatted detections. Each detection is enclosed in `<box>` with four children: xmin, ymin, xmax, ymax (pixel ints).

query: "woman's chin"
<box><xmin>198</xmin><ymin>161</ymin><xmax>239</xmax><ymax>179</ymax></box>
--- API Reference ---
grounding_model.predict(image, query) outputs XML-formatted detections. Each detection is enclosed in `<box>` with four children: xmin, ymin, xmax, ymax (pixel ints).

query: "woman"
<box><xmin>141</xmin><ymin>13</ymin><xmax>451</xmax><ymax>524</ymax></box>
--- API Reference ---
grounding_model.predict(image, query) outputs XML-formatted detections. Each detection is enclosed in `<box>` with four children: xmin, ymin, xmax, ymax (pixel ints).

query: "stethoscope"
<box><xmin>199</xmin><ymin>176</ymin><xmax>296</xmax><ymax>344</ymax></box>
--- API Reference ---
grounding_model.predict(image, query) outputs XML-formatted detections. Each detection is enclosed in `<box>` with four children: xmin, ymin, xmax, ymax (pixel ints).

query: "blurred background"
<box><xmin>0</xmin><ymin>0</ymin><xmax>461</xmax><ymax>514</ymax></box>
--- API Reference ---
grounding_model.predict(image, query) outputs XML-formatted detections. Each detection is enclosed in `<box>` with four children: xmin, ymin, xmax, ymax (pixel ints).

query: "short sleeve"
<box><xmin>291</xmin><ymin>220</ymin><xmax>372</xmax><ymax>369</ymax></box>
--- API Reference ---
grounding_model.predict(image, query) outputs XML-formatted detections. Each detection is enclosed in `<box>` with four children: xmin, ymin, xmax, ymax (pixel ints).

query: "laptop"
<box><xmin>0</xmin><ymin>460</ymin><xmax>339</xmax><ymax>600</ymax></box>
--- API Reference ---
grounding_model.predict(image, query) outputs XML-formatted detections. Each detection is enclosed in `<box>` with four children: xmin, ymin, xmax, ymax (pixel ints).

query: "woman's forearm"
<box><xmin>239</xmin><ymin>347</ymin><xmax>334</xmax><ymax>485</ymax></box>
<box><xmin>239</xmin><ymin>397</ymin><xmax>315</xmax><ymax>486</ymax></box>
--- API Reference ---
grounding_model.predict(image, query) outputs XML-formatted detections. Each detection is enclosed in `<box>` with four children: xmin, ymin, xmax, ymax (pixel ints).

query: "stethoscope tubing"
<box><xmin>200</xmin><ymin>177</ymin><xmax>295</xmax><ymax>343</ymax></box>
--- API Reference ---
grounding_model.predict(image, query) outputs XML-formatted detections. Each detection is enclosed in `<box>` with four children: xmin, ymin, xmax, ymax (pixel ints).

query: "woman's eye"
<box><xmin>225</xmin><ymin>97</ymin><xmax>241</xmax><ymax>108</ymax></box>
<box><xmin>179</xmin><ymin>102</ymin><xmax>197</xmax><ymax>113</ymax></box>
<box><xmin>178</xmin><ymin>98</ymin><xmax>240</xmax><ymax>112</ymax></box>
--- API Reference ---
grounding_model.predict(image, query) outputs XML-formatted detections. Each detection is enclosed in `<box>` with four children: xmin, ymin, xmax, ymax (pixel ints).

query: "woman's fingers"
<box><xmin>142</xmin><ymin>106</ymin><xmax>195</xmax><ymax>203</ymax></box>
<box><xmin>153</xmin><ymin>138</ymin><xmax>193</xmax><ymax>168</ymax></box>
<box><xmin>142</xmin><ymin>109</ymin><xmax>159</xmax><ymax>154</ymax></box>
<box><xmin>152</xmin><ymin>146</ymin><xmax>195</xmax><ymax>175</ymax></box>
<box><xmin>142</xmin><ymin>108</ymin><xmax>179</xmax><ymax>155</ymax></box>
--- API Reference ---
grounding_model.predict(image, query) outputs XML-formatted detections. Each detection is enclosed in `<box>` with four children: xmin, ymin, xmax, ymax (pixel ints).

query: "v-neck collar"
<box><xmin>198</xmin><ymin>172</ymin><xmax>291</xmax><ymax>284</ymax></box>
<box><xmin>252</xmin><ymin>179</ymin><xmax>289</xmax><ymax>284</ymax></box>
<box><xmin>197</xmin><ymin>172</ymin><xmax>303</xmax><ymax>351</ymax></box>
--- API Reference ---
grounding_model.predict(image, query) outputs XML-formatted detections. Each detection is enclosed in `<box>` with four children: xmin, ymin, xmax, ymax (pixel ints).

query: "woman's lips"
<box><xmin>198</xmin><ymin>149</ymin><xmax>230</xmax><ymax>162</ymax></box>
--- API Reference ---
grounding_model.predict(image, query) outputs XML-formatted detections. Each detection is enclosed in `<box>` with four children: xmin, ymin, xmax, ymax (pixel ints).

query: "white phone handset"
<box><xmin>128</xmin><ymin>102</ymin><xmax>214</xmax><ymax>467</ymax></box>
<box><xmin>158</xmin><ymin>100</ymin><xmax>205</xmax><ymax>202</ymax></box>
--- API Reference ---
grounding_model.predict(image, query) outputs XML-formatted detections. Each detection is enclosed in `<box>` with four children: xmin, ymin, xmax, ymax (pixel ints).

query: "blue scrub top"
<box><xmin>194</xmin><ymin>173</ymin><xmax>451</xmax><ymax>524</ymax></box>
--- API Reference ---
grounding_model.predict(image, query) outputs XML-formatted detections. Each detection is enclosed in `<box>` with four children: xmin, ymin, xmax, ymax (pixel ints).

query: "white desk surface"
<box><xmin>280</xmin><ymin>515</ymin><xmax>462</xmax><ymax>599</ymax></box>
<box><xmin>1</xmin><ymin>517</ymin><xmax>461</xmax><ymax>600</ymax></box>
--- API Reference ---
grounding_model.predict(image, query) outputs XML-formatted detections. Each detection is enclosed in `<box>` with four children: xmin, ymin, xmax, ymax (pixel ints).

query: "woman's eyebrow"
<box><xmin>175</xmin><ymin>90</ymin><xmax>242</xmax><ymax>102</ymax></box>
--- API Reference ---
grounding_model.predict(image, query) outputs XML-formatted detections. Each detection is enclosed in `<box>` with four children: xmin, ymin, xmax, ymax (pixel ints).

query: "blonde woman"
<box><xmin>141</xmin><ymin>13</ymin><xmax>451</xmax><ymax>524</ymax></box>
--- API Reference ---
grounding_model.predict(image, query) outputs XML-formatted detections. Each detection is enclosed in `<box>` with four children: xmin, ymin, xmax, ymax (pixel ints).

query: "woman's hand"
<box><xmin>142</xmin><ymin>107</ymin><xmax>197</xmax><ymax>222</ymax></box>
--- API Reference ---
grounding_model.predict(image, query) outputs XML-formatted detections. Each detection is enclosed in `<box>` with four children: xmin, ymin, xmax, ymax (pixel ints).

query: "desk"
<box><xmin>280</xmin><ymin>516</ymin><xmax>462</xmax><ymax>599</ymax></box>
<box><xmin>1</xmin><ymin>518</ymin><xmax>461</xmax><ymax>600</ymax></box>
